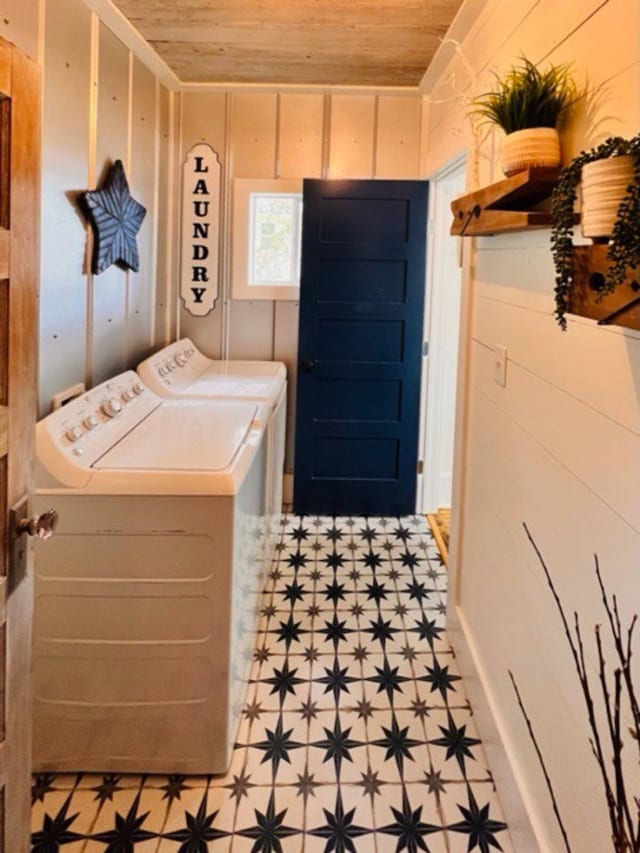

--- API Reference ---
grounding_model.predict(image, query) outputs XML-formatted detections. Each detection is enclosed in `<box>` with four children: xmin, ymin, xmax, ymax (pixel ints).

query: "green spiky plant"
<box><xmin>471</xmin><ymin>56</ymin><xmax>577</xmax><ymax>133</ymax></box>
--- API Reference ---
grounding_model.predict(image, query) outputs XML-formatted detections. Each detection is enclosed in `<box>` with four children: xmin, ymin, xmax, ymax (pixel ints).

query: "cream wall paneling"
<box><xmin>422</xmin><ymin>0</ymin><xmax>640</xmax><ymax>848</ymax></box>
<box><xmin>91</xmin><ymin>23</ymin><xmax>131</xmax><ymax>386</ymax></box>
<box><xmin>472</xmin><ymin>285</ymin><xmax>640</xmax><ymax>435</ymax></box>
<box><xmin>460</xmin><ymin>383</ymin><xmax>639</xmax><ymax>851</ymax></box>
<box><xmin>375</xmin><ymin>97</ymin><xmax>423</xmax><ymax>179</ymax></box>
<box><xmin>39</xmin><ymin>0</ymin><xmax>92</xmax><ymax>417</ymax></box>
<box><xmin>328</xmin><ymin>94</ymin><xmax>376</xmax><ymax>178</ymax></box>
<box><xmin>39</xmin><ymin>1</ymin><xmax>177</xmax><ymax>411</ymax></box>
<box><xmin>0</xmin><ymin>0</ymin><xmax>39</xmax><ymax>61</ymax></box>
<box><xmin>278</xmin><ymin>94</ymin><xmax>324</xmax><ymax>179</ymax></box>
<box><xmin>471</xmin><ymin>340</ymin><xmax>640</xmax><ymax>531</ymax></box>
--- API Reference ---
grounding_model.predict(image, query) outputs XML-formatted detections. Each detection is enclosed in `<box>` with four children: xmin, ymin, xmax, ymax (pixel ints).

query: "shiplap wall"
<box><xmin>179</xmin><ymin>90</ymin><xmax>423</xmax><ymax>471</ymax></box>
<box><xmin>422</xmin><ymin>1</ymin><xmax>640</xmax><ymax>850</ymax></box>
<box><xmin>31</xmin><ymin>0</ymin><xmax>177</xmax><ymax>415</ymax></box>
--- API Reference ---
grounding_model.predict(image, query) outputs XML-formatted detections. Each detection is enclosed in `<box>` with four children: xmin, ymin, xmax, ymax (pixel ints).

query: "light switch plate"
<box><xmin>494</xmin><ymin>345</ymin><xmax>507</xmax><ymax>387</ymax></box>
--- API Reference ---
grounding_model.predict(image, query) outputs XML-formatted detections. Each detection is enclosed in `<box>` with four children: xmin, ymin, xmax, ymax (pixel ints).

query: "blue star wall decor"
<box><xmin>84</xmin><ymin>159</ymin><xmax>146</xmax><ymax>274</ymax></box>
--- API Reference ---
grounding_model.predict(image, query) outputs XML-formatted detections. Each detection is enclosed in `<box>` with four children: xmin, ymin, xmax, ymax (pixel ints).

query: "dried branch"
<box><xmin>521</xmin><ymin>524</ymin><xmax>640</xmax><ymax>851</ymax></box>
<box><xmin>509</xmin><ymin>670</ymin><xmax>573</xmax><ymax>853</ymax></box>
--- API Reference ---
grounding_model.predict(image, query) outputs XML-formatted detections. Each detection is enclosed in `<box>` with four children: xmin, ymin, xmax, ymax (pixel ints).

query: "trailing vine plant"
<box><xmin>551</xmin><ymin>133</ymin><xmax>640</xmax><ymax>330</ymax></box>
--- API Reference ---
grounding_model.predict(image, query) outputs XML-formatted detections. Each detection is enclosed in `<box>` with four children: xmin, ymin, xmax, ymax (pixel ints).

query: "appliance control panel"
<box><xmin>37</xmin><ymin>372</ymin><xmax>160</xmax><ymax>474</ymax></box>
<box><xmin>144</xmin><ymin>338</ymin><xmax>210</xmax><ymax>389</ymax></box>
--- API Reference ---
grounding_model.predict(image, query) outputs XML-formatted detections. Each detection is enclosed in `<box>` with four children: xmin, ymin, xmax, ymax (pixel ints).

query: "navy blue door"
<box><xmin>293</xmin><ymin>179</ymin><xmax>428</xmax><ymax>516</ymax></box>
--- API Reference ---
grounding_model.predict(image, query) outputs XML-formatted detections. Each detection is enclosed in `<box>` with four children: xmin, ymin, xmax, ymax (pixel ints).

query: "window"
<box><xmin>232</xmin><ymin>179</ymin><xmax>302</xmax><ymax>300</ymax></box>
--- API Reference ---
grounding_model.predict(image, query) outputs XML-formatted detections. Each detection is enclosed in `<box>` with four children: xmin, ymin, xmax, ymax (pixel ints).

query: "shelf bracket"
<box><xmin>450</xmin><ymin>166</ymin><xmax>562</xmax><ymax>237</ymax></box>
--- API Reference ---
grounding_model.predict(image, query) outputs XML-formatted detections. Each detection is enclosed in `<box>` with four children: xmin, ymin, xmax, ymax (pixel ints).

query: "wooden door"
<box><xmin>0</xmin><ymin>38</ymin><xmax>40</xmax><ymax>850</ymax></box>
<box><xmin>293</xmin><ymin>179</ymin><xmax>428</xmax><ymax>516</ymax></box>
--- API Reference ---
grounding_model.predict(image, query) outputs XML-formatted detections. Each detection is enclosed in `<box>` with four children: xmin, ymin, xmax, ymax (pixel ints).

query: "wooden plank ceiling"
<box><xmin>111</xmin><ymin>0</ymin><xmax>464</xmax><ymax>86</ymax></box>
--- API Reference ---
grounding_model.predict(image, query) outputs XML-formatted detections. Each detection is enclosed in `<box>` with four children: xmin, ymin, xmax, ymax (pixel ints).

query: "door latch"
<box><xmin>8</xmin><ymin>495</ymin><xmax>58</xmax><ymax>594</ymax></box>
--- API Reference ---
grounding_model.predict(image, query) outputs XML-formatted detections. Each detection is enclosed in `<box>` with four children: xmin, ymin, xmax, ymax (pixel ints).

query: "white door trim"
<box><xmin>417</xmin><ymin>152</ymin><xmax>466</xmax><ymax>514</ymax></box>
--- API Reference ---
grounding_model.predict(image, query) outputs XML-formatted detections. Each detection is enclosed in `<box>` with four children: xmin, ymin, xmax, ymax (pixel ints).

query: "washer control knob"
<box><xmin>167</xmin><ymin>360</ymin><xmax>177</xmax><ymax>371</ymax></box>
<box><xmin>176</xmin><ymin>354</ymin><xmax>187</xmax><ymax>366</ymax></box>
<box><xmin>133</xmin><ymin>382</ymin><xmax>145</xmax><ymax>395</ymax></box>
<box><xmin>83</xmin><ymin>415</ymin><xmax>99</xmax><ymax>430</ymax></box>
<box><xmin>122</xmin><ymin>389</ymin><xmax>135</xmax><ymax>402</ymax></box>
<box><xmin>101</xmin><ymin>398</ymin><xmax>123</xmax><ymax>418</ymax></box>
<box><xmin>159</xmin><ymin>366</ymin><xmax>168</xmax><ymax>376</ymax></box>
<box><xmin>66</xmin><ymin>425</ymin><xmax>84</xmax><ymax>442</ymax></box>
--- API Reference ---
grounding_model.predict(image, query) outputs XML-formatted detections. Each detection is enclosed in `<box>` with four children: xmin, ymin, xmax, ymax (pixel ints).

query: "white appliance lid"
<box><xmin>94</xmin><ymin>400</ymin><xmax>258</xmax><ymax>471</ymax></box>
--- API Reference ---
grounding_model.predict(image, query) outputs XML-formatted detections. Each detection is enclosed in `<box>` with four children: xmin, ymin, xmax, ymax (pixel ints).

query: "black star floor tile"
<box><xmin>31</xmin><ymin>513</ymin><xmax>512</xmax><ymax>853</ymax></box>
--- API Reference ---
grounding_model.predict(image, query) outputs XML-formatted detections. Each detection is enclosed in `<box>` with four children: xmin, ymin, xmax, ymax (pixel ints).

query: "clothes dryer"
<box><xmin>34</xmin><ymin>372</ymin><xmax>268</xmax><ymax>773</ymax></box>
<box><xmin>138</xmin><ymin>339</ymin><xmax>287</xmax><ymax>559</ymax></box>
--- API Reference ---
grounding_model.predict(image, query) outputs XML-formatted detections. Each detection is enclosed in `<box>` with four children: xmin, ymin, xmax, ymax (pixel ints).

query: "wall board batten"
<box><xmin>230</xmin><ymin>92</ymin><xmax>277</xmax><ymax>178</ymax></box>
<box><xmin>0</xmin><ymin>0</ymin><xmax>39</xmax><ymax>61</ymax></box>
<box><xmin>228</xmin><ymin>301</ymin><xmax>275</xmax><ymax>361</ymax></box>
<box><xmin>375</xmin><ymin>96</ymin><xmax>422</xmax><ymax>179</ymax></box>
<box><xmin>278</xmin><ymin>94</ymin><xmax>324</xmax><ymax>179</ymax></box>
<box><xmin>155</xmin><ymin>84</ymin><xmax>174</xmax><ymax>347</ymax></box>
<box><xmin>273</xmin><ymin>300</ymin><xmax>300</xmax><ymax>474</ymax></box>
<box><xmin>473</xmin><ymin>293</ymin><xmax>640</xmax><ymax>436</ymax></box>
<box><xmin>128</xmin><ymin>57</ymin><xmax>157</xmax><ymax>366</ymax></box>
<box><xmin>328</xmin><ymin>94</ymin><xmax>375</xmax><ymax>178</ymax></box>
<box><xmin>92</xmin><ymin>23</ymin><xmax>130</xmax><ymax>386</ymax></box>
<box><xmin>39</xmin><ymin>0</ymin><xmax>92</xmax><ymax>415</ymax></box>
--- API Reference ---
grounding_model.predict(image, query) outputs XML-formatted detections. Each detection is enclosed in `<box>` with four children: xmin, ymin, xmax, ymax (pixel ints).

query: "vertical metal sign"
<box><xmin>181</xmin><ymin>143</ymin><xmax>221</xmax><ymax>316</ymax></box>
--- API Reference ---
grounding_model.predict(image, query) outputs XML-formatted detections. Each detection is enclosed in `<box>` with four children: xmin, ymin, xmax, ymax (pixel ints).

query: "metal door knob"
<box><xmin>18</xmin><ymin>508</ymin><xmax>59</xmax><ymax>541</ymax></box>
<box><xmin>300</xmin><ymin>359</ymin><xmax>315</xmax><ymax>374</ymax></box>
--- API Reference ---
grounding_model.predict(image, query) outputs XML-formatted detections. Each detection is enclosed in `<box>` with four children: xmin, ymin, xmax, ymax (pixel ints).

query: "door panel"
<box><xmin>294</xmin><ymin>179</ymin><xmax>428</xmax><ymax>516</ymax></box>
<box><xmin>0</xmin><ymin>39</ymin><xmax>40</xmax><ymax>851</ymax></box>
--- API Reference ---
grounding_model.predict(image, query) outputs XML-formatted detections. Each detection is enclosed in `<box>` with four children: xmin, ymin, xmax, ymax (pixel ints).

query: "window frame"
<box><xmin>232</xmin><ymin>178</ymin><xmax>303</xmax><ymax>301</ymax></box>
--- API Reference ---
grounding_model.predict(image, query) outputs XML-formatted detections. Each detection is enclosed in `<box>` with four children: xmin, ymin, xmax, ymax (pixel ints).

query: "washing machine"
<box><xmin>34</xmin><ymin>371</ymin><xmax>269</xmax><ymax>774</ymax></box>
<box><xmin>137</xmin><ymin>338</ymin><xmax>287</xmax><ymax>561</ymax></box>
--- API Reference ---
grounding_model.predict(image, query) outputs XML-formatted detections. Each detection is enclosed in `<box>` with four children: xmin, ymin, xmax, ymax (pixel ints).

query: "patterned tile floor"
<box><xmin>31</xmin><ymin>514</ymin><xmax>512</xmax><ymax>853</ymax></box>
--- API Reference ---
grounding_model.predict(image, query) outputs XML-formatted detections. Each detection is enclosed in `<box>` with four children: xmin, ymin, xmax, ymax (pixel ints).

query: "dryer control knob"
<box><xmin>101</xmin><ymin>398</ymin><xmax>123</xmax><ymax>418</ymax></box>
<box><xmin>167</xmin><ymin>360</ymin><xmax>177</xmax><ymax>371</ymax></box>
<box><xmin>122</xmin><ymin>390</ymin><xmax>135</xmax><ymax>402</ymax></box>
<box><xmin>175</xmin><ymin>354</ymin><xmax>187</xmax><ymax>366</ymax></box>
<box><xmin>83</xmin><ymin>415</ymin><xmax>99</xmax><ymax>430</ymax></box>
<box><xmin>159</xmin><ymin>366</ymin><xmax>169</xmax><ymax>376</ymax></box>
<box><xmin>66</xmin><ymin>425</ymin><xmax>83</xmax><ymax>442</ymax></box>
<box><xmin>133</xmin><ymin>383</ymin><xmax>145</xmax><ymax>395</ymax></box>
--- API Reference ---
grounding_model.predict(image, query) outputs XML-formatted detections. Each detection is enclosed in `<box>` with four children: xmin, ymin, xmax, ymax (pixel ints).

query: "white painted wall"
<box><xmin>422</xmin><ymin>1</ymin><xmax>640</xmax><ymax>850</ymax></box>
<box><xmin>179</xmin><ymin>90</ymin><xmax>424</xmax><ymax>473</ymax></box>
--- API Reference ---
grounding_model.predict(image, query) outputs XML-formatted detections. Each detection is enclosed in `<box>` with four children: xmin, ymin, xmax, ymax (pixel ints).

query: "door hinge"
<box><xmin>417</xmin><ymin>460</ymin><xmax>424</xmax><ymax>475</ymax></box>
<box><xmin>422</xmin><ymin>341</ymin><xmax>429</xmax><ymax>357</ymax></box>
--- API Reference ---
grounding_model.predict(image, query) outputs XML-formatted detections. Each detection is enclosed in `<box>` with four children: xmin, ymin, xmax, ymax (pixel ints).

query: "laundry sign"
<box><xmin>181</xmin><ymin>143</ymin><xmax>221</xmax><ymax>316</ymax></box>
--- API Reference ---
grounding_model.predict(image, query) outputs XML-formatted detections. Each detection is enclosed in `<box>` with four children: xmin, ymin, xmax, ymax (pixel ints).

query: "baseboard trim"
<box><xmin>449</xmin><ymin>604</ymin><xmax>543</xmax><ymax>852</ymax></box>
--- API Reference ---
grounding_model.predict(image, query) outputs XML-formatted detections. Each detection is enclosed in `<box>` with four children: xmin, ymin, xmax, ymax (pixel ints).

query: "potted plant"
<box><xmin>550</xmin><ymin>133</ymin><xmax>640</xmax><ymax>329</ymax></box>
<box><xmin>471</xmin><ymin>56</ymin><xmax>577</xmax><ymax>176</ymax></box>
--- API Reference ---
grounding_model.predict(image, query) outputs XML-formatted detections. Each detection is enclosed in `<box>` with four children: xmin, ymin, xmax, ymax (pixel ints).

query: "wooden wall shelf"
<box><xmin>570</xmin><ymin>244</ymin><xmax>640</xmax><ymax>331</ymax></box>
<box><xmin>450</xmin><ymin>166</ymin><xmax>562</xmax><ymax>236</ymax></box>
